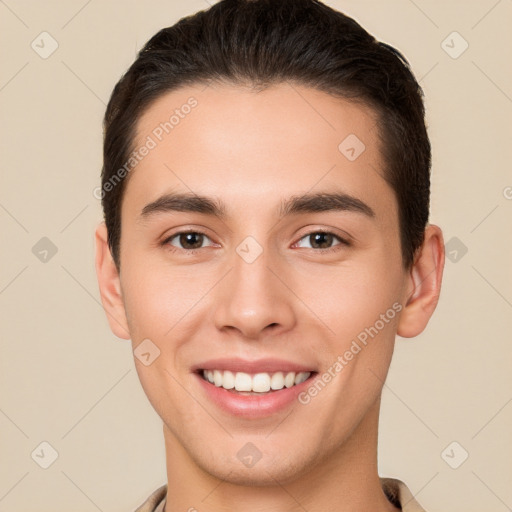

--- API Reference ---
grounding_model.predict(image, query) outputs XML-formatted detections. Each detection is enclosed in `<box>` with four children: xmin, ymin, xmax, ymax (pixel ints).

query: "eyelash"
<box><xmin>161</xmin><ymin>229</ymin><xmax>351</xmax><ymax>255</ymax></box>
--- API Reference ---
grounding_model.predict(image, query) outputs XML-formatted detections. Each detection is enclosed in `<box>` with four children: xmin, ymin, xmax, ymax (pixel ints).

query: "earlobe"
<box><xmin>397</xmin><ymin>224</ymin><xmax>445</xmax><ymax>338</ymax></box>
<box><xmin>94</xmin><ymin>222</ymin><xmax>131</xmax><ymax>340</ymax></box>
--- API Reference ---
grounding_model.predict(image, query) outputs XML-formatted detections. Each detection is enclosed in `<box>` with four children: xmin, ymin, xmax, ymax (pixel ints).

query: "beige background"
<box><xmin>1</xmin><ymin>0</ymin><xmax>511</xmax><ymax>510</ymax></box>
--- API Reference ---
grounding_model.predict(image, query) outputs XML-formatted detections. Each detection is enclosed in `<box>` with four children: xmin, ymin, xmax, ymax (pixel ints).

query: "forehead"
<box><xmin>134</xmin><ymin>81</ymin><xmax>380</xmax><ymax>160</ymax></box>
<box><xmin>124</xmin><ymin>82</ymin><xmax>396</xmax><ymax>224</ymax></box>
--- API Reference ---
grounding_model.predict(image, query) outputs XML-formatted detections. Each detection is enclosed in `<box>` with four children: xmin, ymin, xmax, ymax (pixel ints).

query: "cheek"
<box><xmin>120</xmin><ymin>257</ymin><xmax>212</xmax><ymax>341</ymax></box>
<box><xmin>298</xmin><ymin>258</ymin><xmax>403</xmax><ymax>341</ymax></box>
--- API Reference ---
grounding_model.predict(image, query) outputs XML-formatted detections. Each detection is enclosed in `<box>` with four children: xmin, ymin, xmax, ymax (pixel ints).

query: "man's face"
<box><xmin>116</xmin><ymin>83</ymin><xmax>411</xmax><ymax>484</ymax></box>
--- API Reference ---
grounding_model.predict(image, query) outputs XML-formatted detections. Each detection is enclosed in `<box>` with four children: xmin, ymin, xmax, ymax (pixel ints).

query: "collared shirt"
<box><xmin>134</xmin><ymin>477</ymin><xmax>427</xmax><ymax>511</ymax></box>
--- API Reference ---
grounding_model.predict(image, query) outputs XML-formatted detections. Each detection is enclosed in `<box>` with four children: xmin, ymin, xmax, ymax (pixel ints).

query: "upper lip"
<box><xmin>191</xmin><ymin>358</ymin><xmax>316</xmax><ymax>374</ymax></box>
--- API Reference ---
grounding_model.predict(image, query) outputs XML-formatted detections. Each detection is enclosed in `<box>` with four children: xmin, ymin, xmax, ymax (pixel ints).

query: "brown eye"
<box><xmin>295</xmin><ymin>231</ymin><xmax>350</xmax><ymax>252</ymax></box>
<box><xmin>178</xmin><ymin>232</ymin><xmax>204</xmax><ymax>249</ymax></box>
<box><xmin>309</xmin><ymin>232</ymin><xmax>334</xmax><ymax>249</ymax></box>
<box><xmin>163</xmin><ymin>231</ymin><xmax>212</xmax><ymax>252</ymax></box>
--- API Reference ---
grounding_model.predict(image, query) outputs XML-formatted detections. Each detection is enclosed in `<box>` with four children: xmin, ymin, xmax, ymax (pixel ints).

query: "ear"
<box><xmin>397</xmin><ymin>224</ymin><xmax>445</xmax><ymax>338</ymax></box>
<box><xmin>94</xmin><ymin>221</ymin><xmax>131</xmax><ymax>340</ymax></box>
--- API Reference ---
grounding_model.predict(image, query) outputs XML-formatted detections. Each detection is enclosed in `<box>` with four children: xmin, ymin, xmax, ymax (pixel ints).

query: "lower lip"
<box><xmin>194</xmin><ymin>372</ymin><xmax>318</xmax><ymax>419</ymax></box>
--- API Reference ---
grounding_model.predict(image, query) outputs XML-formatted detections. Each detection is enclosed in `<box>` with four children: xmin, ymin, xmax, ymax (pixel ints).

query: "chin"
<box><xmin>194</xmin><ymin>443</ymin><xmax>315</xmax><ymax>488</ymax></box>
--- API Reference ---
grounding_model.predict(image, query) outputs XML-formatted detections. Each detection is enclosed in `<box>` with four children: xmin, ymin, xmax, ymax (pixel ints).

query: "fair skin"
<box><xmin>95</xmin><ymin>82</ymin><xmax>444</xmax><ymax>512</ymax></box>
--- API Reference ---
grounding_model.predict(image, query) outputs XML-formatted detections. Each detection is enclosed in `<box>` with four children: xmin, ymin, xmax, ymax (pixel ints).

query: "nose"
<box><xmin>212</xmin><ymin>243</ymin><xmax>296</xmax><ymax>340</ymax></box>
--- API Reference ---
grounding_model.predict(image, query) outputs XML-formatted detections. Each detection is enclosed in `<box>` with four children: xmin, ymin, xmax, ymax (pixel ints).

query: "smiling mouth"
<box><xmin>197</xmin><ymin>369</ymin><xmax>317</xmax><ymax>394</ymax></box>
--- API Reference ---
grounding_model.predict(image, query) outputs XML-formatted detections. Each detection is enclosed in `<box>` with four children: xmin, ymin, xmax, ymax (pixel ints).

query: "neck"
<box><xmin>163</xmin><ymin>394</ymin><xmax>399</xmax><ymax>512</ymax></box>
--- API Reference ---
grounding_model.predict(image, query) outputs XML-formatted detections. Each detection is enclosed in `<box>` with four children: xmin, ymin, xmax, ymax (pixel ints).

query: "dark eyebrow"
<box><xmin>280</xmin><ymin>192</ymin><xmax>375</xmax><ymax>218</ymax></box>
<box><xmin>138</xmin><ymin>193</ymin><xmax>226</xmax><ymax>221</ymax></box>
<box><xmin>137</xmin><ymin>191</ymin><xmax>375</xmax><ymax>222</ymax></box>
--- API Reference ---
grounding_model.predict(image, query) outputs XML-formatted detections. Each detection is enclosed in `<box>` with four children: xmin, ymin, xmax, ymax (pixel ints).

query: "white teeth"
<box><xmin>202</xmin><ymin>370</ymin><xmax>311</xmax><ymax>393</ymax></box>
<box><xmin>270</xmin><ymin>372</ymin><xmax>284</xmax><ymax>390</ymax></box>
<box><xmin>252</xmin><ymin>373</ymin><xmax>271</xmax><ymax>392</ymax></box>
<box><xmin>294</xmin><ymin>372</ymin><xmax>310</xmax><ymax>385</ymax></box>
<box><xmin>234</xmin><ymin>372</ymin><xmax>252</xmax><ymax>391</ymax></box>
<box><xmin>222</xmin><ymin>370</ymin><xmax>235</xmax><ymax>389</ymax></box>
<box><xmin>284</xmin><ymin>372</ymin><xmax>295</xmax><ymax>388</ymax></box>
<box><xmin>213</xmin><ymin>370</ymin><xmax>223</xmax><ymax>387</ymax></box>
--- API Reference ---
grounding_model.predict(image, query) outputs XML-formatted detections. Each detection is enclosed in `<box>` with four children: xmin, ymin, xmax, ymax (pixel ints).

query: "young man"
<box><xmin>95</xmin><ymin>0</ymin><xmax>444</xmax><ymax>510</ymax></box>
